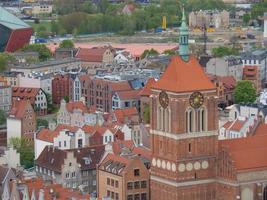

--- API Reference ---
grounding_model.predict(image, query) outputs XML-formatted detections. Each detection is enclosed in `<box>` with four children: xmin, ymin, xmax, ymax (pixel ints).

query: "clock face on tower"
<box><xmin>159</xmin><ymin>91</ymin><xmax>169</xmax><ymax>109</ymax></box>
<box><xmin>189</xmin><ymin>91</ymin><xmax>204</xmax><ymax>109</ymax></box>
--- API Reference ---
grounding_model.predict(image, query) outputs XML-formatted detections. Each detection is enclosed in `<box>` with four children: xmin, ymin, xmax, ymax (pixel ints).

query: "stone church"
<box><xmin>149</xmin><ymin>9</ymin><xmax>267</xmax><ymax>200</ymax></box>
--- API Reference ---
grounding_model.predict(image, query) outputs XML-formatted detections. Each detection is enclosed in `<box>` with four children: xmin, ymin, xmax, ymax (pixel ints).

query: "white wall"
<box><xmin>103</xmin><ymin>130</ymin><xmax>114</xmax><ymax>144</ymax></box>
<box><xmin>264</xmin><ymin>19</ymin><xmax>267</xmax><ymax>38</ymax></box>
<box><xmin>7</xmin><ymin>118</ymin><xmax>21</xmax><ymax>143</ymax></box>
<box><xmin>54</xmin><ymin>131</ymin><xmax>71</xmax><ymax>150</ymax></box>
<box><xmin>35</xmin><ymin>138</ymin><xmax>52</xmax><ymax>159</ymax></box>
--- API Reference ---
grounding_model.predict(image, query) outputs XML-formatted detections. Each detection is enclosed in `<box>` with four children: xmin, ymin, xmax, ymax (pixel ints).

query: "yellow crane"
<box><xmin>162</xmin><ymin>16</ymin><xmax>167</xmax><ymax>31</ymax></box>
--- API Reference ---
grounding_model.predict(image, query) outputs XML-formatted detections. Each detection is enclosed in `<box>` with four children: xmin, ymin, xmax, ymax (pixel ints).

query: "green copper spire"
<box><xmin>179</xmin><ymin>7</ymin><xmax>189</xmax><ymax>62</ymax></box>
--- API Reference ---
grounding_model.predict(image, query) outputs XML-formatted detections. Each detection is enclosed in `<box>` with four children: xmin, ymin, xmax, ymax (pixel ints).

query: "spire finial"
<box><xmin>179</xmin><ymin>5</ymin><xmax>189</xmax><ymax>62</ymax></box>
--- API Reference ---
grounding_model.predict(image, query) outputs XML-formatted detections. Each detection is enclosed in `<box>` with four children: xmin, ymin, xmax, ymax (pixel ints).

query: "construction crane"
<box><xmin>162</xmin><ymin>16</ymin><xmax>167</xmax><ymax>31</ymax></box>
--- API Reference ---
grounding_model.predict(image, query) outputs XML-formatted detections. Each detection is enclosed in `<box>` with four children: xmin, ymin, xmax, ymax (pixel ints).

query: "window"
<box><xmin>134</xmin><ymin>181</ymin><xmax>140</xmax><ymax>189</ymax></box>
<box><xmin>134</xmin><ymin>169</ymin><xmax>140</xmax><ymax>176</ymax></box>
<box><xmin>127</xmin><ymin>195</ymin><xmax>133</xmax><ymax>200</ymax></box>
<box><xmin>115</xmin><ymin>193</ymin><xmax>119</xmax><ymax>200</ymax></box>
<box><xmin>188</xmin><ymin>143</ymin><xmax>191</xmax><ymax>153</ymax></box>
<box><xmin>111</xmin><ymin>179</ymin><xmax>114</xmax><ymax>186</ymax></box>
<box><xmin>141</xmin><ymin>181</ymin><xmax>147</xmax><ymax>188</ymax></box>
<box><xmin>127</xmin><ymin>182</ymin><xmax>133</xmax><ymax>190</ymax></box>
<box><xmin>64</xmin><ymin>141</ymin><xmax>67</xmax><ymax>147</ymax></box>
<box><xmin>78</xmin><ymin>139</ymin><xmax>83</xmax><ymax>148</ymax></box>
<box><xmin>107</xmin><ymin>190</ymin><xmax>110</xmax><ymax>197</ymax></box>
<box><xmin>111</xmin><ymin>192</ymin><xmax>114</xmax><ymax>199</ymax></box>
<box><xmin>107</xmin><ymin>178</ymin><xmax>110</xmax><ymax>185</ymax></box>
<box><xmin>141</xmin><ymin>193</ymin><xmax>147</xmax><ymax>200</ymax></box>
<box><xmin>59</xmin><ymin>141</ymin><xmax>61</xmax><ymax>148</ymax></box>
<box><xmin>69</xmin><ymin>162</ymin><xmax>72</xmax><ymax>166</ymax></box>
<box><xmin>115</xmin><ymin>180</ymin><xmax>119</xmax><ymax>188</ymax></box>
<box><xmin>65</xmin><ymin>173</ymin><xmax>70</xmax><ymax>178</ymax></box>
<box><xmin>72</xmin><ymin>172</ymin><xmax>76</xmax><ymax>178</ymax></box>
<box><xmin>134</xmin><ymin>194</ymin><xmax>140</xmax><ymax>200</ymax></box>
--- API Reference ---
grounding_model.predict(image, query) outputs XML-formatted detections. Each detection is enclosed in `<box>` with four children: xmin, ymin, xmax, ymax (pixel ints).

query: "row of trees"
<box><xmin>48</xmin><ymin>0</ymin><xmax>228</xmax><ymax>36</ymax></box>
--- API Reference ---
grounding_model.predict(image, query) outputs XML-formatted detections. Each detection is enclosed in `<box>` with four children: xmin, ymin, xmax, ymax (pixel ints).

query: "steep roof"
<box><xmin>153</xmin><ymin>55</ymin><xmax>215</xmax><ymax>93</ymax></box>
<box><xmin>75</xmin><ymin>47</ymin><xmax>110</xmax><ymax>62</ymax></box>
<box><xmin>219</xmin><ymin>135</ymin><xmax>267</xmax><ymax>171</ymax></box>
<box><xmin>69</xmin><ymin>145</ymin><xmax>105</xmax><ymax>170</ymax></box>
<box><xmin>35</xmin><ymin>146</ymin><xmax>67</xmax><ymax>173</ymax></box>
<box><xmin>113</xmin><ymin>107</ymin><xmax>138</xmax><ymax>123</ymax></box>
<box><xmin>116</xmin><ymin>89</ymin><xmax>141</xmax><ymax>100</ymax></box>
<box><xmin>109</xmin><ymin>81</ymin><xmax>132</xmax><ymax>91</ymax></box>
<box><xmin>254</xmin><ymin>123</ymin><xmax>267</xmax><ymax>136</ymax></box>
<box><xmin>12</xmin><ymin>87</ymin><xmax>40</xmax><ymax>104</ymax></box>
<box><xmin>36</xmin><ymin>128</ymin><xmax>59</xmax><ymax>143</ymax></box>
<box><xmin>0</xmin><ymin>7</ymin><xmax>30</xmax><ymax>30</ymax></box>
<box><xmin>66</xmin><ymin>101</ymin><xmax>91</xmax><ymax>113</ymax></box>
<box><xmin>139</xmin><ymin>78</ymin><xmax>156</xmax><ymax>96</ymax></box>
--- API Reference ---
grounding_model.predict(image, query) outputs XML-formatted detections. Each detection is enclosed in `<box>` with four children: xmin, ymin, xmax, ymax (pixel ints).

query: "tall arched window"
<box><xmin>199</xmin><ymin>107</ymin><xmax>207</xmax><ymax>132</ymax></box>
<box><xmin>186</xmin><ymin>108</ymin><xmax>194</xmax><ymax>133</ymax></box>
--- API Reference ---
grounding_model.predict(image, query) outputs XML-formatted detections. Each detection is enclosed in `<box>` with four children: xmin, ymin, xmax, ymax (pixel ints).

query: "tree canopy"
<box><xmin>234</xmin><ymin>80</ymin><xmax>257</xmax><ymax>104</ymax></box>
<box><xmin>212</xmin><ymin>46</ymin><xmax>239</xmax><ymax>57</ymax></box>
<box><xmin>59</xmin><ymin>40</ymin><xmax>75</xmax><ymax>48</ymax></box>
<box><xmin>36</xmin><ymin>119</ymin><xmax>49</xmax><ymax>129</ymax></box>
<box><xmin>0</xmin><ymin>53</ymin><xmax>14</xmax><ymax>72</ymax></box>
<box><xmin>21</xmin><ymin>44</ymin><xmax>52</xmax><ymax>61</ymax></box>
<box><xmin>9</xmin><ymin>137</ymin><xmax>34</xmax><ymax>169</ymax></box>
<box><xmin>141</xmin><ymin>49</ymin><xmax>159</xmax><ymax>59</ymax></box>
<box><xmin>251</xmin><ymin>1</ymin><xmax>267</xmax><ymax>19</ymax></box>
<box><xmin>0</xmin><ymin>110</ymin><xmax>6</xmax><ymax>125</ymax></box>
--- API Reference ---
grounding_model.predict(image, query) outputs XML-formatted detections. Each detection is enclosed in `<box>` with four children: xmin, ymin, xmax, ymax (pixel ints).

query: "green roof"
<box><xmin>0</xmin><ymin>6</ymin><xmax>30</xmax><ymax>30</ymax></box>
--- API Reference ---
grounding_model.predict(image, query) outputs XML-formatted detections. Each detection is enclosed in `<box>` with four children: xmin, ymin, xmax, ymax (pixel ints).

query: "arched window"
<box><xmin>199</xmin><ymin>107</ymin><xmax>207</xmax><ymax>132</ymax></box>
<box><xmin>186</xmin><ymin>108</ymin><xmax>194</xmax><ymax>133</ymax></box>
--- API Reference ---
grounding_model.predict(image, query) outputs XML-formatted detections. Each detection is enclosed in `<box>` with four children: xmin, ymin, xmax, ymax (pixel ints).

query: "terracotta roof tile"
<box><xmin>153</xmin><ymin>56</ymin><xmax>215</xmax><ymax>93</ymax></box>
<box><xmin>109</xmin><ymin>81</ymin><xmax>132</xmax><ymax>91</ymax></box>
<box><xmin>54</xmin><ymin>124</ymin><xmax>79</xmax><ymax>133</ymax></box>
<box><xmin>116</xmin><ymin>89</ymin><xmax>141</xmax><ymax>100</ymax></box>
<box><xmin>139</xmin><ymin>78</ymin><xmax>157</xmax><ymax>96</ymax></box>
<box><xmin>219</xmin><ymin>135</ymin><xmax>267</xmax><ymax>171</ymax></box>
<box><xmin>12</xmin><ymin>87</ymin><xmax>40</xmax><ymax>104</ymax></box>
<box><xmin>75</xmin><ymin>47</ymin><xmax>109</xmax><ymax>62</ymax></box>
<box><xmin>36</xmin><ymin>128</ymin><xmax>59</xmax><ymax>143</ymax></box>
<box><xmin>254</xmin><ymin>123</ymin><xmax>267</xmax><ymax>136</ymax></box>
<box><xmin>113</xmin><ymin>107</ymin><xmax>138</xmax><ymax>123</ymax></box>
<box><xmin>66</xmin><ymin>101</ymin><xmax>90</xmax><ymax>113</ymax></box>
<box><xmin>222</xmin><ymin>121</ymin><xmax>232</xmax><ymax>129</ymax></box>
<box><xmin>229</xmin><ymin>120</ymin><xmax>246</xmax><ymax>132</ymax></box>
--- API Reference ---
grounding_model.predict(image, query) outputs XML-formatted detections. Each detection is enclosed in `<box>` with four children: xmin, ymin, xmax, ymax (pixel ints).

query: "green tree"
<box><xmin>59</xmin><ymin>40</ymin><xmax>74</xmax><ymax>48</ymax></box>
<box><xmin>64</xmin><ymin>96</ymin><xmax>69</xmax><ymax>103</ymax></box>
<box><xmin>36</xmin><ymin>119</ymin><xmax>49</xmax><ymax>129</ymax></box>
<box><xmin>21</xmin><ymin>44</ymin><xmax>52</xmax><ymax>61</ymax></box>
<box><xmin>234</xmin><ymin>80</ymin><xmax>256</xmax><ymax>104</ymax></box>
<box><xmin>51</xmin><ymin>20</ymin><xmax>60</xmax><ymax>35</ymax></box>
<box><xmin>212</xmin><ymin>46</ymin><xmax>239</xmax><ymax>57</ymax></box>
<box><xmin>141</xmin><ymin>49</ymin><xmax>159</xmax><ymax>59</ymax></box>
<box><xmin>251</xmin><ymin>1</ymin><xmax>267</xmax><ymax>19</ymax></box>
<box><xmin>0</xmin><ymin>53</ymin><xmax>14</xmax><ymax>72</ymax></box>
<box><xmin>9</xmin><ymin>137</ymin><xmax>34</xmax><ymax>169</ymax></box>
<box><xmin>98</xmin><ymin>0</ymin><xmax>109</xmax><ymax>13</ymax></box>
<box><xmin>0</xmin><ymin>110</ymin><xmax>6</xmax><ymax>125</ymax></box>
<box><xmin>143</xmin><ymin>104</ymin><xmax>150</xmax><ymax>124</ymax></box>
<box><xmin>243</xmin><ymin>13</ymin><xmax>251</xmax><ymax>25</ymax></box>
<box><xmin>163</xmin><ymin>49</ymin><xmax>177</xmax><ymax>56</ymax></box>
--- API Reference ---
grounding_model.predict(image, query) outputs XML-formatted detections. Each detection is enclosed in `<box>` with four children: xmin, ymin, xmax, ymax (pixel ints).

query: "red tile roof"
<box><xmin>116</xmin><ymin>89</ymin><xmax>141</xmax><ymax>100</ymax></box>
<box><xmin>113</xmin><ymin>107</ymin><xmax>138</xmax><ymax>123</ymax></box>
<box><xmin>139</xmin><ymin>78</ymin><xmax>156</xmax><ymax>96</ymax></box>
<box><xmin>219</xmin><ymin>76</ymin><xmax>236</xmax><ymax>90</ymax></box>
<box><xmin>24</xmin><ymin>178</ymin><xmax>90</xmax><ymax>200</ymax></box>
<box><xmin>37</xmin><ymin>128</ymin><xmax>58</xmax><ymax>143</ymax></box>
<box><xmin>54</xmin><ymin>124</ymin><xmax>79</xmax><ymax>133</ymax></box>
<box><xmin>12</xmin><ymin>87</ymin><xmax>40</xmax><ymax>101</ymax></box>
<box><xmin>230</xmin><ymin>120</ymin><xmax>246</xmax><ymax>132</ymax></box>
<box><xmin>109</xmin><ymin>81</ymin><xmax>132</xmax><ymax>91</ymax></box>
<box><xmin>75</xmin><ymin>47</ymin><xmax>110</xmax><ymax>62</ymax></box>
<box><xmin>66</xmin><ymin>101</ymin><xmax>90</xmax><ymax>113</ymax></box>
<box><xmin>222</xmin><ymin>121</ymin><xmax>232</xmax><ymax>129</ymax></box>
<box><xmin>153</xmin><ymin>56</ymin><xmax>215</xmax><ymax>93</ymax></box>
<box><xmin>219</xmin><ymin>135</ymin><xmax>267</xmax><ymax>171</ymax></box>
<box><xmin>254</xmin><ymin>123</ymin><xmax>267</xmax><ymax>136</ymax></box>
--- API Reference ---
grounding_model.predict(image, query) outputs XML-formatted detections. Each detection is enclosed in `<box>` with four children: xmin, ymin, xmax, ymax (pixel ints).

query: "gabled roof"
<box><xmin>109</xmin><ymin>81</ymin><xmax>132</xmax><ymax>91</ymax></box>
<box><xmin>153</xmin><ymin>55</ymin><xmax>215</xmax><ymax>93</ymax></box>
<box><xmin>66</xmin><ymin>101</ymin><xmax>91</xmax><ymax>113</ymax></box>
<box><xmin>69</xmin><ymin>145</ymin><xmax>105</xmax><ymax>170</ymax></box>
<box><xmin>35</xmin><ymin>146</ymin><xmax>67</xmax><ymax>173</ymax></box>
<box><xmin>139</xmin><ymin>78</ymin><xmax>156</xmax><ymax>96</ymax></box>
<box><xmin>254</xmin><ymin>123</ymin><xmax>267</xmax><ymax>136</ymax></box>
<box><xmin>36</xmin><ymin>128</ymin><xmax>59</xmax><ymax>143</ymax></box>
<box><xmin>0</xmin><ymin>7</ymin><xmax>30</xmax><ymax>30</ymax></box>
<box><xmin>116</xmin><ymin>89</ymin><xmax>141</xmax><ymax>100</ymax></box>
<box><xmin>219</xmin><ymin>134</ymin><xmax>267</xmax><ymax>171</ymax></box>
<box><xmin>75</xmin><ymin>46</ymin><xmax>111</xmax><ymax>62</ymax></box>
<box><xmin>12</xmin><ymin>87</ymin><xmax>41</xmax><ymax>103</ymax></box>
<box><xmin>113</xmin><ymin>107</ymin><xmax>138</xmax><ymax>123</ymax></box>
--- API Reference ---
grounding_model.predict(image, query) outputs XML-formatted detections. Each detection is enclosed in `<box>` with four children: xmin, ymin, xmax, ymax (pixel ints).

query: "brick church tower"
<box><xmin>150</xmin><ymin>9</ymin><xmax>220</xmax><ymax>200</ymax></box>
